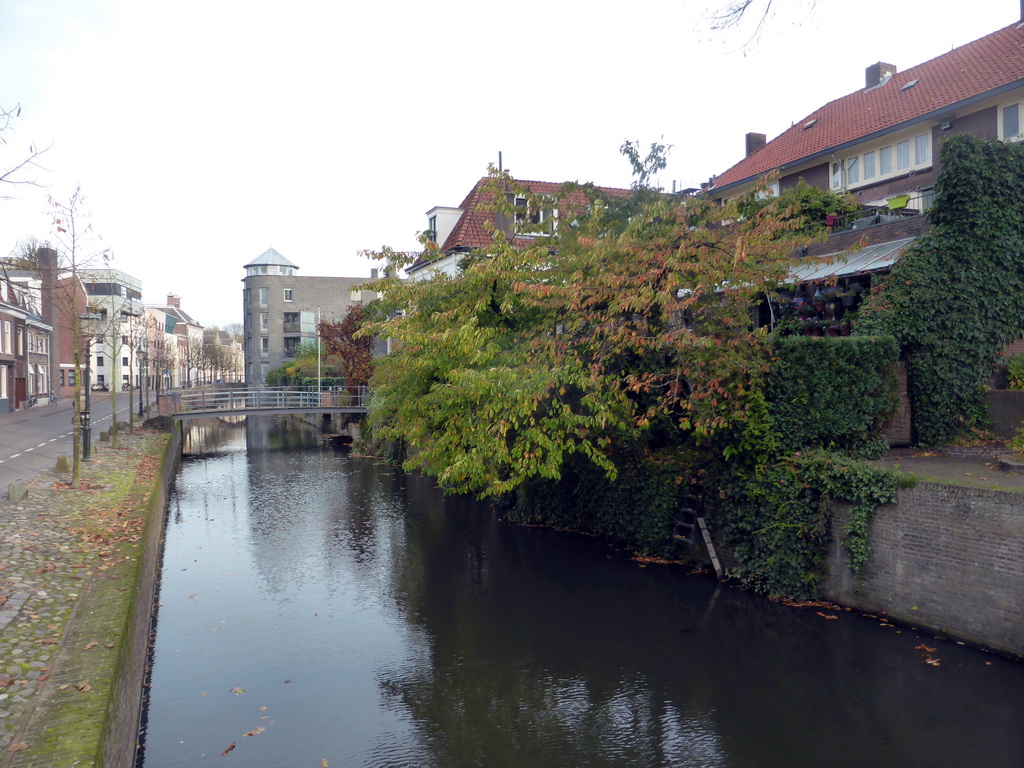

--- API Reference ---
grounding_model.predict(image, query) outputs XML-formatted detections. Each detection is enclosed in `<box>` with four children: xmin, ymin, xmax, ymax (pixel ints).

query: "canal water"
<box><xmin>138</xmin><ymin>416</ymin><xmax>1024</xmax><ymax>768</ymax></box>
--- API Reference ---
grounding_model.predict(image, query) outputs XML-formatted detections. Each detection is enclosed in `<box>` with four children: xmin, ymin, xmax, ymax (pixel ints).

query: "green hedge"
<box><xmin>510</xmin><ymin>445</ymin><xmax>696</xmax><ymax>559</ymax></box>
<box><xmin>766</xmin><ymin>335</ymin><xmax>899</xmax><ymax>454</ymax></box>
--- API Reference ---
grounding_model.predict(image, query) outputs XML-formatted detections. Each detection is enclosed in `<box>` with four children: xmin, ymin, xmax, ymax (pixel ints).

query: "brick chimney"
<box><xmin>865</xmin><ymin>62</ymin><xmax>897</xmax><ymax>89</ymax></box>
<box><xmin>745</xmin><ymin>132</ymin><xmax>767</xmax><ymax>156</ymax></box>
<box><xmin>166</xmin><ymin>293</ymin><xmax>181</xmax><ymax>308</ymax></box>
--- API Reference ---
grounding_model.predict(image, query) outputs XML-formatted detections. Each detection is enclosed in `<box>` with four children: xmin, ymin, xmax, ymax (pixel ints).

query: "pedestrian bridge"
<box><xmin>161</xmin><ymin>386</ymin><xmax>369</xmax><ymax>421</ymax></box>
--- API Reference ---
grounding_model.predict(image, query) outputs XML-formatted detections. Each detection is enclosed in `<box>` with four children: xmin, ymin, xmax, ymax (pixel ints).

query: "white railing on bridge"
<box><xmin>162</xmin><ymin>386</ymin><xmax>369</xmax><ymax>415</ymax></box>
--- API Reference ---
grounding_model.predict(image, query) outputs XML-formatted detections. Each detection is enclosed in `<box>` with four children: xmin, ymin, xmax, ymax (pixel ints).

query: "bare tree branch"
<box><xmin>1</xmin><ymin>104</ymin><xmax>51</xmax><ymax>200</ymax></box>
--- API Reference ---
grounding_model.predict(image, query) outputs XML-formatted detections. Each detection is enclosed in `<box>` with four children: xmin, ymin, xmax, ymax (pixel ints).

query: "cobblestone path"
<box><xmin>0</xmin><ymin>432</ymin><xmax>166</xmax><ymax>766</ymax></box>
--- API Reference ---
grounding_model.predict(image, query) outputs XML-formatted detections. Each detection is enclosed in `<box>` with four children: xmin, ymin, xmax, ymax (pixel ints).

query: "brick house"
<box><xmin>408</xmin><ymin>177</ymin><xmax>631</xmax><ymax>281</ymax></box>
<box><xmin>0</xmin><ymin>275</ymin><xmax>52</xmax><ymax>411</ymax></box>
<box><xmin>710</xmin><ymin>21</ymin><xmax>1024</xmax><ymax>303</ymax></box>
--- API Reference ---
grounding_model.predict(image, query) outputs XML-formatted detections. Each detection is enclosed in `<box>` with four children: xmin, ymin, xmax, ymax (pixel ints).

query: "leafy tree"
<box><xmin>318</xmin><ymin>305</ymin><xmax>375</xmax><ymax>388</ymax></box>
<box><xmin>737</xmin><ymin>179</ymin><xmax>860</xmax><ymax>237</ymax></box>
<box><xmin>362</xmin><ymin>163</ymin><xmax>817</xmax><ymax>498</ymax></box>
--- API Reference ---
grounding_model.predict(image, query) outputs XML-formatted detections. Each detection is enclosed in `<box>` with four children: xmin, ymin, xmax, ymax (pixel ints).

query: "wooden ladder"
<box><xmin>673</xmin><ymin>481</ymin><xmax>724</xmax><ymax>579</ymax></box>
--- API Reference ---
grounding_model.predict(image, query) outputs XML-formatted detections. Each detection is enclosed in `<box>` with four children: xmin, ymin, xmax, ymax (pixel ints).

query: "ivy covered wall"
<box><xmin>857</xmin><ymin>134</ymin><xmax>1024</xmax><ymax>444</ymax></box>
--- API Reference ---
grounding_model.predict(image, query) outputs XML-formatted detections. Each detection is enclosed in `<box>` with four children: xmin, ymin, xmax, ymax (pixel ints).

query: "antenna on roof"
<box><xmin>498</xmin><ymin>151</ymin><xmax>503</xmax><ymax>172</ymax></box>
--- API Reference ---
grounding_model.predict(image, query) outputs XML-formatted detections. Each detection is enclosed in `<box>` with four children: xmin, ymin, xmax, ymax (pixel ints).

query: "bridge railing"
<box><xmin>161</xmin><ymin>386</ymin><xmax>369</xmax><ymax>415</ymax></box>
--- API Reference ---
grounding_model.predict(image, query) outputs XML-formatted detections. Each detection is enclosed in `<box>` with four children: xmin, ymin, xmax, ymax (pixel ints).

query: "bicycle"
<box><xmin>25</xmin><ymin>394</ymin><xmax>38</xmax><ymax>410</ymax></box>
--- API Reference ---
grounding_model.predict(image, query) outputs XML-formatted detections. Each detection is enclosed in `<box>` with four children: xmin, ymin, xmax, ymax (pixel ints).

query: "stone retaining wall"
<box><xmin>822</xmin><ymin>482</ymin><xmax>1024</xmax><ymax>658</ymax></box>
<box><xmin>102</xmin><ymin>425</ymin><xmax>180</xmax><ymax>767</ymax></box>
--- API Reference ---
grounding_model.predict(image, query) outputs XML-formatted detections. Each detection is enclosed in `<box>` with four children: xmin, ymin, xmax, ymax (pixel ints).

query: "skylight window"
<box><xmin>803</xmin><ymin>119</ymin><xmax>818</xmax><ymax>130</ymax></box>
<box><xmin>901</xmin><ymin>79</ymin><xmax>920</xmax><ymax>91</ymax></box>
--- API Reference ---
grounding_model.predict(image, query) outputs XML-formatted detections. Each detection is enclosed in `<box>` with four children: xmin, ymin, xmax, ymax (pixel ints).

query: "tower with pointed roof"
<box><xmin>241</xmin><ymin>249</ymin><xmax>378</xmax><ymax>384</ymax></box>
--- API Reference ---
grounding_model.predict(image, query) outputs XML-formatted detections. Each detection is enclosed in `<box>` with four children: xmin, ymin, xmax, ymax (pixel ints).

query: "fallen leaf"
<box><xmin>321</xmin><ymin>760</ymin><xmax>330</xmax><ymax>767</ymax></box>
<box><xmin>815</xmin><ymin>612</ymin><xmax>838</xmax><ymax>620</ymax></box>
<box><xmin>221</xmin><ymin>741</ymin><xmax>236</xmax><ymax>756</ymax></box>
<box><xmin>924</xmin><ymin>657</ymin><xmax>942</xmax><ymax>667</ymax></box>
<box><xmin>258</xmin><ymin>706</ymin><xmax>267</xmax><ymax>712</ymax></box>
<box><xmin>230</xmin><ymin>686</ymin><xmax>246</xmax><ymax>695</ymax></box>
<box><xmin>914</xmin><ymin>643</ymin><xmax>937</xmax><ymax>652</ymax></box>
<box><xmin>57</xmin><ymin>684</ymin><xmax>70</xmax><ymax>691</ymax></box>
<box><xmin>243</xmin><ymin>727</ymin><xmax>265</xmax><ymax>737</ymax></box>
<box><xmin>83</xmin><ymin>641</ymin><xmax>98</xmax><ymax>650</ymax></box>
<box><xmin>75</xmin><ymin>681</ymin><xmax>92</xmax><ymax>692</ymax></box>
<box><xmin>7</xmin><ymin>742</ymin><xmax>28</xmax><ymax>752</ymax></box>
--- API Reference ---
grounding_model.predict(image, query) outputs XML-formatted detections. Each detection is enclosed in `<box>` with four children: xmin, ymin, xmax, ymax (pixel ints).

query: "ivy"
<box><xmin>712</xmin><ymin>451</ymin><xmax>904</xmax><ymax>598</ymax></box>
<box><xmin>856</xmin><ymin>134</ymin><xmax>1024</xmax><ymax>444</ymax></box>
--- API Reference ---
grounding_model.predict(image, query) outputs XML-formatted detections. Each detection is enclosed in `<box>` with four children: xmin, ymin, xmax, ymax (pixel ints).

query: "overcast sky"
<box><xmin>0</xmin><ymin>0</ymin><xmax>1016</xmax><ymax>328</ymax></box>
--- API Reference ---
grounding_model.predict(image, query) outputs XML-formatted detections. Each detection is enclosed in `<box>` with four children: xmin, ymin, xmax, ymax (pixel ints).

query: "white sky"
<box><xmin>0</xmin><ymin>0</ymin><xmax>1017</xmax><ymax>327</ymax></box>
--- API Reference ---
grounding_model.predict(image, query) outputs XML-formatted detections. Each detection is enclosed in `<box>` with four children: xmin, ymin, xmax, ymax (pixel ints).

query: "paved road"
<box><xmin>0</xmin><ymin>396</ymin><xmax>139</xmax><ymax>488</ymax></box>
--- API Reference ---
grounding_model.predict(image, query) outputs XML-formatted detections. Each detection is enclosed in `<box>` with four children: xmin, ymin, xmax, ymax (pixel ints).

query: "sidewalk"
<box><xmin>873</xmin><ymin>445</ymin><xmax>1024</xmax><ymax>492</ymax></box>
<box><xmin>0</xmin><ymin>430</ymin><xmax>167</xmax><ymax>766</ymax></box>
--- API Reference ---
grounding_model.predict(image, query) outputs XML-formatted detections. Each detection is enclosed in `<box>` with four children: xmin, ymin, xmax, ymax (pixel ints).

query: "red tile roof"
<box><xmin>713</xmin><ymin>23</ymin><xmax>1024</xmax><ymax>191</ymax></box>
<box><xmin>440</xmin><ymin>177</ymin><xmax>631</xmax><ymax>252</ymax></box>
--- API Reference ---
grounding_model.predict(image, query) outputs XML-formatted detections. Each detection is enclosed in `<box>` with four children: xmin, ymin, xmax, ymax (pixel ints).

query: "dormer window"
<box><xmin>507</xmin><ymin>193</ymin><xmax>556</xmax><ymax>235</ymax></box>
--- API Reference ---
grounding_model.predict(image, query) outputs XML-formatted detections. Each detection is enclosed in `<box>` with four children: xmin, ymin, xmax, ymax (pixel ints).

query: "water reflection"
<box><xmin>140</xmin><ymin>416</ymin><xmax>1024</xmax><ymax>768</ymax></box>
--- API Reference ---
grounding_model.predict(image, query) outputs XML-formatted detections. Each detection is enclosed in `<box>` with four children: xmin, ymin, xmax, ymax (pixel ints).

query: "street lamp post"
<box><xmin>138</xmin><ymin>349</ymin><xmax>148</xmax><ymax>418</ymax></box>
<box><xmin>79</xmin><ymin>312</ymin><xmax>102</xmax><ymax>462</ymax></box>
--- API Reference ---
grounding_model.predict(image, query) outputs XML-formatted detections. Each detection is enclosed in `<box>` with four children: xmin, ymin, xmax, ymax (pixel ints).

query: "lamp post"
<box><xmin>79</xmin><ymin>312</ymin><xmax>102</xmax><ymax>462</ymax></box>
<box><xmin>138</xmin><ymin>348</ymin><xmax>148</xmax><ymax>418</ymax></box>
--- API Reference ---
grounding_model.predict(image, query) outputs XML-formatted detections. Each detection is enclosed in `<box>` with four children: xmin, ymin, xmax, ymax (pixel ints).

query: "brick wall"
<box><xmin>822</xmin><ymin>483</ymin><xmax>1024</xmax><ymax>657</ymax></box>
<box><xmin>881</xmin><ymin>361</ymin><xmax>912</xmax><ymax>446</ymax></box>
<box><xmin>102</xmin><ymin>428</ymin><xmax>180</xmax><ymax>767</ymax></box>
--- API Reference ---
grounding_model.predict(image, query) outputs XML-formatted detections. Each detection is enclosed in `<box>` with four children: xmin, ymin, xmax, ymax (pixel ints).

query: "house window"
<box><xmin>914</xmin><ymin>134</ymin><xmax>931</xmax><ymax>165</ymax></box>
<box><xmin>846</xmin><ymin>156</ymin><xmax>859</xmax><ymax>185</ymax></box>
<box><xmin>283</xmin><ymin>288</ymin><xmax>293</xmax><ymax>302</ymax></box>
<box><xmin>428</xmin><ymin>214</ymin><xmax>438</xmax><ymax>242</ymax></box>
<box><xmin>1001</xmin><ymin>103</ymin><xmax>1022</xmax><ymax>141</ymax></box>
<box><xmin>16</xmin><ymin>327</ymin><xmax>23</xmax><ymax>356</ymax></box>
<box><xmin>0</xmin><ymin>365</ymin><xmax>6</xmax><ymax>399</ymax></box>
<box><xmin>860</xmin><ymin>151</ymin><xmax>876</xmax><ymax>181</ymax></box>
<box><xmin>97</xmin><ymin>355</ymin><xmax>105</xmax><ymax>367</ymax></box>
<box><xmin>259</xmin><ymin>287</ymin><xmax>269</xmax><ymax>307</ymax></box>
<box><xmin>839</xmin><ymin>133</ymin><xmax>930</xmax><ymax>191</ymax></box>
<box><xmin>261</xmin><ymin>338</ymin><xmax>269</xmax><ymax>356</ymax></box>
<box><xmin>508</xmin><ymin>193</ymin><xmax>556</xmax><ymax>234</ymax></box>
<box><xmin>260</xmin><ymin>312</ymin><xmax>268</xmax><ymax>332</ymax></box>
<box><xmin>60</xmin><ymin>370</ymin><xmax>65</xmax><ymax>387</ymax></box>
<box><xmin>68</xmin><ymin>370</ymin><xmax>75</xmax><ymax>387</ymax></box>
<box><xmin>2</xmin><ymin>321</ymin><xmax>8</xmax><ymax>354</ymax></box>
<box><xmin>284</xmin><ymin>337</ymin><xmax>299</xmax><ymax>358</ymax></box>
<box><xmin>879</xmin><ymin>146</ymin><xmax>893</xmax><ymax>176</ymax></box>
<box><xmin>350</xmin><ymin>288</ymin><xmax>361</xmax><ymax>302</ymax></box>
<box><xmin>896</xmin><ymin>140</ymin><xmax>910</xmax><ymax>171</ymax></box>
<box><xmin>122</xmin><ymin>356</ymin><xmax>129</xmax><ymax>367</ymax></box>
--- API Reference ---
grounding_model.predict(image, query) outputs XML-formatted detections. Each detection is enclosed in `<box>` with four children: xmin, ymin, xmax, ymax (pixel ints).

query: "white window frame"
<box><xmin>838</xmin><ymin>131</ymin><xmax>932</xmax><ymax>191</ymax></box>
<box><xmin>283</xmin><ymin>288</ymin><xmax>293</xmax><ymax>302</ymax></box>
<box><xmin>999</xmin><ymin>101</ymin><xmax>1023</xmax><ymax>141</ymax></box>
<box><xmin>259</xmin><ymin>287</ymin><xmax>269</xmax><ymax>307</ymax></box>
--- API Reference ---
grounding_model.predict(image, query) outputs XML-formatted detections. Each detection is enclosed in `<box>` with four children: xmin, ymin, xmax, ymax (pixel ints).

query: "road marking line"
<box><xmin>10</xmin><ymin>454</ymin><xmax>20</xmax><ymax>458</ymax></box>
<box><xmin>38</xmin><ymin>443</ymin><xmax>47</xmax><ymax>447</ymax></box>
<box><xmin>25</xmin><ymin>448</ymin><xmax>33</xmax><ymax>452</ymax></box>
